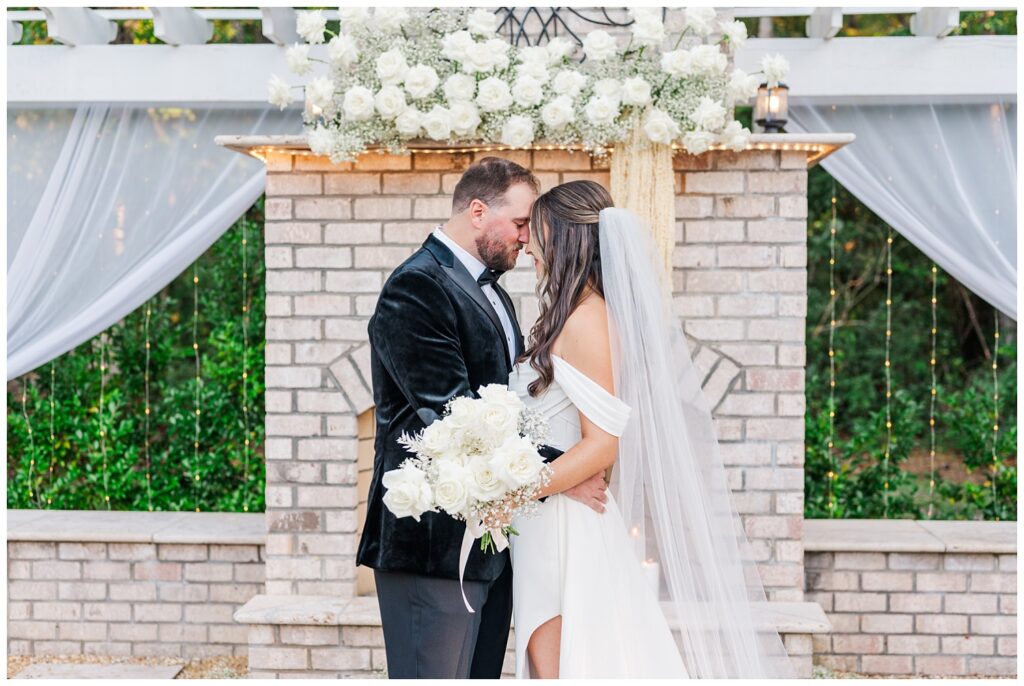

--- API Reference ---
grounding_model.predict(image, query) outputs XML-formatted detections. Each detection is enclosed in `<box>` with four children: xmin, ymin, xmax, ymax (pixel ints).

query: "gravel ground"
<box><xmin>7</xmin><ymin>656</ymin><xmax>1011</xmax><ymax>680</ymax></box>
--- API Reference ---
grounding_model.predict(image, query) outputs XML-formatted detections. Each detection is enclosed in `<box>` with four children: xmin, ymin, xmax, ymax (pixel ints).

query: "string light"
<box><xmin>47</xmin><ymin>361</ymin><xmax>56</xmax><ymax>506</ymax></box>
<box><xmin>927</xmin><ymin>263</ymin><xmax>938</xmax><ymax>519</ymax></box>
<box><xmin>241</xmin><ymin>217</ymin><xmax>252</xmax><ymax>513</ymax></box>
<box><xmin>21</xmin><ymin>376</ymin><xmax>36</xmax><ymax>505</ymax></box>
<box><xmin>144</xmin><ymin>301</ymin><xmax>154</xmax><ymax>512</ymax></box>
<box><xmin>99</xmin><ymin>333</ymin><xmax>110</xmax><ymax>510</ymax></box>
<box><xmin>192</xmin><ymin>265</ymin><xmax>202</xmax><ymax>513</ymax></box>
<box><xmin>883</xmin><ymin>226</ymin><xmax>893</xmax><ymax>517</ymax></box>
<box><xmin>989</xmin><ymin>311</ymin><xmax>1001</xmax><ymax>520</ymax></box>
<box><xmin>826</xmin><ymin>182</ymin><xmax>838</xmax><ymax>516</ymax></box>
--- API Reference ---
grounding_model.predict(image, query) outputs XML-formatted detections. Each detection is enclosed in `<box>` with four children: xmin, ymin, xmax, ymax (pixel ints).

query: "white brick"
<box><xmin>324</xmin><ymin>222</ymin><xmax>383</xmax><ymax>245</ymax></box>
<box><xmin>685</xmin><ymin>171</ymin><xmax>744</xmax><ymax>193</ymax></box>
<box><xmin>266</xmin><ymin>222</ymin><xmax>321</xmax><ymax>245</ymax></box>
<box><xmin>294</xmin><ymin>198</ymin><xmax>352</xmax><ymax>220</ymax></box>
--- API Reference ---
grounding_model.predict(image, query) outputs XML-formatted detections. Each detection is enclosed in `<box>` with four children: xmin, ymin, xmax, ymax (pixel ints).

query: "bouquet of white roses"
<box><xmin>381</xmin><ymin>383</ymin><xmax>553</xmax><ymax>611</ymax></box>
<box><xmin>269</xmin><ymin>7</ymin><xmax>791</xmax><ymax>162</ymax></box>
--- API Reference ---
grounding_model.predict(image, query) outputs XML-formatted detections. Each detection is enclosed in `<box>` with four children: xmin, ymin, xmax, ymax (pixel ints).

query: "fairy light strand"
<box><xmin>47</xmin><ymin>361</ymin><xmax>57</xmax><ymax>506</ymax></box>
<box><xmin>100</xmin><ymin>334</ymin><xmax>110</xmax><ymax>510</ymax></box>
<box><xmin>990</xmin><ymin>312</ymin><xmax>1001</xmax><ymax>519</ymax></box>
<box><xmin>144</xmin><ymin>301</ymin><xmax>154</xmax><ymax>512</ymax></box>
<box><xmin>883</xmin><ymin>227</ymin><xmax>893</xmax><ymax>517</ymax></box>
<box><xmin>241</xmin><ymin>218</ymin><xmax>252</xmax><ymax>513</ymax></box>
<box><xmin>927</xmin><ymin>263</ymin><xmax>938</xmax><ymax>519</ymax></box>
<box><xmin>826</xmin><ymin>183</ymin><xmax>838</xmax><ymax>516</ymax></box>
<box><xmin>192</xmin><ymin>265</ymin><xmax>202</xmax><ymax>513</ymax></box>
<box><xmin>21</xmin><ymin>376</ymin><xmax>36</xmax><ymax>505</ymax></box>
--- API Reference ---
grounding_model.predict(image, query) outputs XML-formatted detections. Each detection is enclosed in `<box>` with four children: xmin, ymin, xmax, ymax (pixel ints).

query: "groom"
<box><xmin>357</xmin><ymin>157</ymin><xmax>608</xmax><ymax>679</ymax></box>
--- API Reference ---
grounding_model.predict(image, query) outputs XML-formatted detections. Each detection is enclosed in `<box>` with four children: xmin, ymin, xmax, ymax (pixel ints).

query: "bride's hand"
<box><xmin>564</xmin><ymin>471</ymin><xmax>608</xmax><ymax>514</ymax></box>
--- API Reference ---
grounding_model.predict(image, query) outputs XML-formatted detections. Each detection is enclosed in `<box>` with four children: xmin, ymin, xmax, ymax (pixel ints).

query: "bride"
<box><xmin>507</xmin><ymin>180</ymin><xmax>797</xmax><ymax>679</ymax></box>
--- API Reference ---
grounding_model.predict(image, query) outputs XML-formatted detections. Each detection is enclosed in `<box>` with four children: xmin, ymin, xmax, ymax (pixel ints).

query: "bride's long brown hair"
<box><xmin>521</xmin><ymin>180</ymin><xmax>615</xmax><ymax>396</ymax></box>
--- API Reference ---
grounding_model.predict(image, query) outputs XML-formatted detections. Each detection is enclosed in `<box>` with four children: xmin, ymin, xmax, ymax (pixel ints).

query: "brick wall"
<box><xmin>807</xmin><ymin>550</ymin><xmax>1017</xmax><ymax>676</ymax></box>
<box><xmin>7</xmin><ymin>539</ymin><xmax>263</xmax><ymax>658</ymax></box>
<box><xmin>262</xmin><ymin>145</ymin><xmax>808</xmax><ymax>602</ymax></box>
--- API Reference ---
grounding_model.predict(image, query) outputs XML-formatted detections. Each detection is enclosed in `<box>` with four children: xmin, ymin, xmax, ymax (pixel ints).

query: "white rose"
<box><xmin>441</xmin><ymin>30</ymin><xmax>474</xmax><ymax>63</ymax></box>
<box><xmin>306</xmin><ymin>124</ymin><xmax>334</xmax><ymax>155</ymax></box>
<box><xmin>478</xmin><ymin>389</ymin><xmax>521</xmax><ymax>437</ymax></box>
<box><xmin>486</xmin><ymin>39</ymin><xmax>512</xmax><ymax>70</ymax></box>
<box><xmin>717</xmin><ymin>120</ymin><xmax>751</xmax><ymax>153</ymax></box>
<box><xmin>433</xmin><ymin>463</ymin><xmax>472</xmax><ymax>514</ymax></box>
<box><xmin>761</xmin><ymin>53</ymin><xmax>790</xmax><ymax>88</ymax></box>
<box><xmin>421</xmin><ymin>105</ymin><xmax>453</xmax><ymax>141</ymax></box>
<box><xmin>462</xmin><ymin>41</ymin><xmax>499</xmax><ymax>74</ymax></box>
<box><xmin>449</xmin><ymin>101</ymin><xmax>481</xmax><ymax>137</ymax></box>
<box><xmin>342</xmin><ymin>86</ymin><xmax>375</xmax><ymax>121</ymax></box>
<box><xmin>501</xmin><ymin>115</ymin><xmax>536</xmax><ymax>148</ymax></box>
<box><xmin>682</xmin><ymin>130</ymin><xmax>716</xmax><ymax>155</ymax></box>
<box><xmin>327</xmin><ymin>34</ymin><xmax>359</xmax><ymax>68</ymax></box>
<box><xmin>286</xmin><ymin>43</ymin><xmax>312</xmax><ymax>76</ymax></box>
<box><xmin>420</xmin><ymin>420</ymin><xmax>456</xmax><ymax>458</ymax></box>
<box><xmin>376</xmin><ymin>49</ymin><xmax>410</xmax><ymax>86</ymax></box>
<box><xmin>551</xmin><ymin>69</ymin><xmax>588</xmax><ymax>99</ymax></box>
<box><xmin>593</xmin><ymin>78</ymin><xmax>622</xmax><ymax>102</ymax></box>
<box><xmin>306</xmin><ymin>76</ymin><xmax>335</xmax><ymax>112</ymax></box>
<box><xmin>720</xmin><ymin>20</ymin><xmax>747</xmax><ymax>52</ymax></box>
<box><xmin>643</xmin><ymin>107</ymin><xmax>681</xmax><ymax>145</ymax></box>
<box><xmin>516</xmin><ymin>60</ymin><xmax>550</xmax><ymax>84</ymax></box>
<box><xmin>296</xmin><ymin>10</ymin><xmax>327</xmax><ymax>44</ymax></box>
<box><xmin>382</xmin><ymin>465</ymin><xmax>434</xmax><ymax>521</ymax></box>
<box><xmin>490</xmin><ymin>435</ymin><xmax>544</xmax><ymax>489</ymax></box>
<box><xmin>629</xmin><ymin>8</ymin><xmax>665</xmax><ymax>47</ymax></box>
<box><xmin>444</xmin><ymin>73</ymin><xmax>477</xmax><ymax>103</ymax></box>
<box><xmin>582</xmin><ymin>29</ymin><xmax>618</xmax><ymax>62</ymax></box>
<box><xmin>541</xmin><ymin>95</ymin><xmax>575</xmax><ymax>130</ymax></box>
<box><xmin>404</xmin><ymin>64</ymin><xmax>440</xmax><ymax>100</ymax></box>
<box><xmin>511</xmin><ymin>76</ymin><xmax>544</xmax><ymax>107</ymax></box>
<box><xmin>467</xmin><ymin>8</ymin><xmax>498</xmax><ymax>37</ymax></box>
<box><xmin>660</xmin><ymin>49</ymin><xmax>692</xmax><ymax>77</ymax></box>
<box><xmin>621</xmin><ymin>77</ymin><xmax>652</xmax><ymax>107</ymax></box>
<box><xmin>267</xmin><ymin>74</ymin><xmax>293</xmax><ymax>110</ymax></box>
<box><xmin>728</xmin><ymin>68</ymin><xmax>761</xmax><ymax>104</ymax></box>
<box><xmin>545</xmin><ymin>36</ymin><xmax>576</xmax><ymax>64</ymax></box>
<box><xmin>338</xmin><ymin>7</ymin><xmax>368</xmax><ymax>28</ymax></box>
<box><xmin>395</xmin><ymin>108</ymin><xmax>422</xmax><ymax>138</ymax></box>
<box><xmin>475</xmin><ymin>77</ymin><xmax>513</xmax><ymax>112</ymax></box>
<box><xmin>692</xmin><ymin>96</ymin><xmax>726</xmax><ymax>131</ymax></box>
<box><xmin>684</xmin><ymin>6</ymin><xmax>718</xmax><ymax>36</ymax></box>
<box><xmin>477</xmin><ymin>383</ymin><xmax>522</xmax><ymax>408</ymax></box>
<box><xmin>374</xmin><ymin>7</ymin><xmax>409</xmax><ymax>35</ymax></box>
<box><xmin>446</xmin><ymin>396</ymin><xmax>478</xmax><ymax>430</ymax></box>
<box><xmin>690</xmin><ymin>44</ymin><xmax>728</xmax><ymax>76</ymax></box>
<box><xmin>517</xmin><ymin>46</ymin><xmax>548</xmax><ymax>67</ymax></box>
<box><xmin>468</xmin><ymin>458</ymin><xmax>507</xmax><ymax>501</ymax></box>
<box><xmin>374</xmin><ymin>85</ymin><xmax>407</xmax><ymax>120</ymax></box>
<box><xmin>584</xmin><ymin>95</ymin><xmax>619</xmax><ymax>126</ymax></box>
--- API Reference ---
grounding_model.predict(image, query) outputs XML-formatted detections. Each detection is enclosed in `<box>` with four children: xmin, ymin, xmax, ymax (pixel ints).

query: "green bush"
<box><xmin>7</xmin><ymin>199</ymin><xmax>267</xmax><ymax>512</ymax></box>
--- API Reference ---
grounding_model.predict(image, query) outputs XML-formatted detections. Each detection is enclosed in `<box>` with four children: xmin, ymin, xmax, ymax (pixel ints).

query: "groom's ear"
<box><xmin>467</xmin><ymin>198</ymin><xmax>488</xmax><ymax>229</ymax></box>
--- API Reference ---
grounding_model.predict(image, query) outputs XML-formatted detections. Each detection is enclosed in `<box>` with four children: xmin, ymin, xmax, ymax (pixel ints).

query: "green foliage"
<box><xmin>7</xmin><ymin>201</ymin><xmax>267</xmax><ymax>513</ymax></box>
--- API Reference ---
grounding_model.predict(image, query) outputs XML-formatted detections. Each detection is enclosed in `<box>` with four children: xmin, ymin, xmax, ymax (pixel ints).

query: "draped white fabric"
<box><xmin>7</xmin><ymin>105</ymin><xmax>301</xmax><ymax>379</ymax></box>
<box><xmin>787</xmin><ymin>101</ymin><xmax>1017</xmax><ymax>319</ymax></box>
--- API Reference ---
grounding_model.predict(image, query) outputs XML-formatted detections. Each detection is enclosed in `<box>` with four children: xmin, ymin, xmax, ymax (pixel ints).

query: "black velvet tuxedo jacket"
<box><xmin>356</xmin><ymin>233</ymin><xmax>530</xmax><ymax>582</ymax></box>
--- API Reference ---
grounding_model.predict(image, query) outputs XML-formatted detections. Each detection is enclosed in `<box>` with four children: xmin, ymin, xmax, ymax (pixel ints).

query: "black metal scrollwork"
<box><xmin>492</xmin><ymin>6</ymin><xmax>669</xmax><ymax>51</ymax></box>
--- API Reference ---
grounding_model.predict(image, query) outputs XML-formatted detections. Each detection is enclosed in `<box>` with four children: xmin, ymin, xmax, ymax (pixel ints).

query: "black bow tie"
<box><xmin>477</xmin><ymin>269</ymin><xmax>503</xmax><ymax>287</ymax></box>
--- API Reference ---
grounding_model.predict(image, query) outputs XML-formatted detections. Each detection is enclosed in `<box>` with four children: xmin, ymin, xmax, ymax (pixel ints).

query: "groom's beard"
<box><xmin>477</xmin><ymin>235</ymin><xmax>521</xmax><ymax>272</ymax></box>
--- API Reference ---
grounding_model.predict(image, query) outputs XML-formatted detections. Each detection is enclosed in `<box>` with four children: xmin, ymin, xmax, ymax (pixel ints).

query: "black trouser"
<box><xmin>373</xmin><ymin>560</ymin><xmax>513</xmax><ymax>679</ymax></box>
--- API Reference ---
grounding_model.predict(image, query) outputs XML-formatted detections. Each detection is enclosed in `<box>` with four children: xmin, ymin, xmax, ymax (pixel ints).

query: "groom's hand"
<box><xmin>564</xmin><ymin>472</ymin><xmax>608</xmax><ymax>514</ymax></box>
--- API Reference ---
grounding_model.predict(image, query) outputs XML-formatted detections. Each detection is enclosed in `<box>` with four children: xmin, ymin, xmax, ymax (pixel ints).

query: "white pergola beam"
<box><xmin>910</xmin><ymin>7</ymin><xmax>960</xmax><ymax>37</ymax></box>
<box><xmin>806</xmin><ymin>8</ymin><xmax>843</xmax><ymax>39</ymax></box>
<box><xmin>8</xmin><ymin>20</ymin><xmax>22</xmax><ymax>45</ymax></box>
<box><xmin>7</xmin><ymin>37</ymin><xmax>1016</xmax><ymax>107</ymax></box>
<box><xmin>41</xmin><ymin>7</ymin><xmax>116</xmax><ymax>46</ymax></box>
<box><xmin>261</xmin><ymin>8</ymin><xmax>300</xmax><ymax>46</ymax></box>
<box><xmin>151</xmin><ymin>7</ymin><xmax>213</xmax><ymax>46</ymax></box>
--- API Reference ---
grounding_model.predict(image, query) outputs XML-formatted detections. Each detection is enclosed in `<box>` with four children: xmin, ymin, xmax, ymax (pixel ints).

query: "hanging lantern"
<box><xmin>754</xmin><ymin>83</ymin><xmax>789</xmax><ymax>133</ymax></box>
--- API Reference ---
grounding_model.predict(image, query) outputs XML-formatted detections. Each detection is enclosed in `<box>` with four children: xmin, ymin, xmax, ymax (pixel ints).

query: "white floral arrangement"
<box><xmin>383</xmin><ymin>382</ymin><xmax>552</xmax><ymax>550</ymax></box>
<box><xmin>268</xmin><ymin>7</ymin><xmax>790</xmax><ymax>163</ymax></box>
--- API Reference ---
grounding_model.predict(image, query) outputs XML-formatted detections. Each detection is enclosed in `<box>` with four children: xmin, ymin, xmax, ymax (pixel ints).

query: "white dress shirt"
<box><xmin>432</xmin><ymin>226</ymin><xmax>516</xmax><ymax>367</ymax></box>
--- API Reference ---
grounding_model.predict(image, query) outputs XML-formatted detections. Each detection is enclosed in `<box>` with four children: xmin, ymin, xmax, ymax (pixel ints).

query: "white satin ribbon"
<box><xmin>457</xmin><ymin>519</ymin><xmax>509</xmax><ymax>613</ymax></box>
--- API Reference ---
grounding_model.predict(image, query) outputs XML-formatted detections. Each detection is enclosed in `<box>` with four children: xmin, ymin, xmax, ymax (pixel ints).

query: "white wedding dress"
<box><xmin>507</xmin><ymin>354</ymin><xmax>689</xmax><ymax>679</ymax></box>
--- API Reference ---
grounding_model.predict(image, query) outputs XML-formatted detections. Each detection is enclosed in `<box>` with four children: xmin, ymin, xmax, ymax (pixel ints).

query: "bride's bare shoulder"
<box><xmin>551</xmin><ymin>293</ymin><xmax>613</xmax><ymax>393</ymax></box>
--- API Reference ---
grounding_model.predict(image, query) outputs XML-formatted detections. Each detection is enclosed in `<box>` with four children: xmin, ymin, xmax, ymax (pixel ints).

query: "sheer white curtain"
<box><xmin>7</xmin><ymin>105</ymin><xmax>301</xmax><ymax>379</ymax></box>
<box><xmin>787</xmin><ymin>101</ymin><xmax>1017</xmax><ymax>319</ymax></box>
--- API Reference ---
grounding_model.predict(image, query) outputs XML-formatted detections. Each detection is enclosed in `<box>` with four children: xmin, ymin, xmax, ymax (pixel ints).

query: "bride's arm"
<box><xmin>534</xmin><ymin>297</ymin><xmax>619</xmax><ymax>500</ymax></box>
